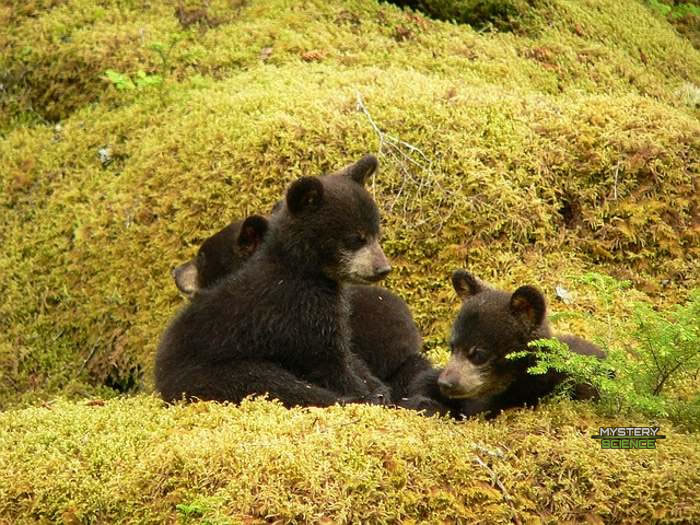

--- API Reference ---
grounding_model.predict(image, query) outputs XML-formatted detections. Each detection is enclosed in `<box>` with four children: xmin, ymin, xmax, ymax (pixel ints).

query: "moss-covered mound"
<box><xmin>2</xmin><ymin>397</ymin><xmax>699</xmax><ymax>524</ymax></box>
<box><xmin>1</xmin><ymin>0</ymin><xmax>698</xmax><ymax>405</ymax></box>
<box><xmin>1</xmin><ymin>0</ymin><xmax>699</xmax><ymax>520</ymax></box>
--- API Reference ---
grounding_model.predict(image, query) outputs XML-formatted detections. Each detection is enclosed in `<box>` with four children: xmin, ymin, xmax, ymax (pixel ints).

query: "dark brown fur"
<box><xmin>410</xmin><ymin>271</ymin><xmax>606</xmax><ymax>418</ymax></box>
<box><xmin>155</xmin><ymin>155</ymin><xmax>394</xmax><ymax>407</ymax></box>
<box><xmin>171</xmin><ymin>219</ymin><xmax>432</xmax><ymax>404</ymax></box>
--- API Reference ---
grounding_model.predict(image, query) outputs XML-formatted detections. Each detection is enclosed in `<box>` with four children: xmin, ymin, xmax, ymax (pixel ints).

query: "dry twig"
<box><xmin>355</xmin><ymin>91</ymin><xmax>459</xmax><ymax>230</ymax></box>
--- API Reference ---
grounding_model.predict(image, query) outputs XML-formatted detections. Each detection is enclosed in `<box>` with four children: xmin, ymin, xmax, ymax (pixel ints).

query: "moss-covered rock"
<box><xmin>1</xmin><ymin>0</ymin><xmax>698</xmax><ymax>406</ymax></box>
<box><xmin>0</xmin><ymin>1</ymin><xmax>698</xmax><ymax>518</ymax></box>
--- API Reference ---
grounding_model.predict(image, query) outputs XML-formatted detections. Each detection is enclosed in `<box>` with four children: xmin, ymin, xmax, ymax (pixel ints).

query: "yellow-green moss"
<box><xmin>1</xmin><ymin>62</ymin><xmax>697</xmax><ymax>404</ymax></box>
<box><xmin>1</xmin><ymin>397</ymin><xmax>699</xmax><ymax>524</ymax></box>
<box><xmin>1</xmin><ymin>1</ymin><xmax>699</xmax><ymax>520</ymax></box>
<box><xmin>2</xmin><ymin>0</ymin><xmax>698</xmax><ymax>129</ymax></box>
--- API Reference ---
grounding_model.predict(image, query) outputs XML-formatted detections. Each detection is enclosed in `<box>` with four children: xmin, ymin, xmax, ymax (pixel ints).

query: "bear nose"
<box><xmin>375</xmin><ymin>265</ymin><xmax>392</xmax><ymax>279</ymax></box>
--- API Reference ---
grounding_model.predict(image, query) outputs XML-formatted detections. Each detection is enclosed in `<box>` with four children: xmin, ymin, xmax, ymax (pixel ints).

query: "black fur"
<box><xmin>171</xmin><ymin>226</ymin><xmax>432</xmax><ymax>405</ymax></box>
<box><xmin>347</xmin><ymin>284</ymin><xmax>432</xmax><ymax>400</ymax></box>
<box><xmin>156</xmin><ymin>156</ymin><xmax>393</xmax><ymax>407</ymax></box>
<box><xmin>404</xmin><ymin>367</ymin><xmax>492</xmax><ymax>419</ymax></box>
<box><xmin>172</xmin><ymin>216</ymin><xmax>268</xmax><ymax>296</ymax></box>
<box><xmin>421</xmin><ymin>270</ymin><xmax>606</xmax><ymax>418</ymax></box>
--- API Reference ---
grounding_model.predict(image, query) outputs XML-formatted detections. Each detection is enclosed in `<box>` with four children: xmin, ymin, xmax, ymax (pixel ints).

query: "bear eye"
<box><xmin>468</xmin><ymin>347</ymin><xmax>490</xmax><ymax>365</ymax></box>
<box><xmin>347</xmin><ymin>233</ymin><xmax>368</xmax><ymax>249</ymax></box>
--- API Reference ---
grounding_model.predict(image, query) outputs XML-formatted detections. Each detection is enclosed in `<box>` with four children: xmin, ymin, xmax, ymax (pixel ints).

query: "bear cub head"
<box><xmin>173</xmin><ymin>154</ymin><xmax>390</xmax><ymax>291</ymax></box>
<box><xmin>172</xmin><ymin>215</ymin><xmax>268</xmax><ymax>296</ymax></box>
<box><xmin>273</xmin><ymin>154</ymin><xmax>391</xmax><ymax>284</ymax></box>
<box><xmin>437</xmin><ymin>270</ymin><xmax>551</xmax><ymax>399</ymax></box>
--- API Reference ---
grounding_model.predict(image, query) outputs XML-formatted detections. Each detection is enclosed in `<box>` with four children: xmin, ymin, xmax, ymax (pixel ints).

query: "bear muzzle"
<box><xmin>172</xmin><ymin>261</ymin><xmax>199</xmax><ymax>296</ymax></box>
<box><xmin>438</xmin><ymin>354</ymin><xmax>487</xmax><ymax>399</ymax></box>
<box><xmin>345</xmin><ymin>239</ymin><xmax>392</xmax><ymax>283</ymax></box>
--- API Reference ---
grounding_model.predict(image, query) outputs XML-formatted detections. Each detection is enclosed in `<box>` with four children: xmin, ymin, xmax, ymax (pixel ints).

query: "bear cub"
<box><xmin>172</xmin><ymin>217</ymin><xmax>266</xmax><ymax>297</ymax></box>
<box><xmin>410</xmin><ymin>270</ymin><xmax>606</xmax><ymax>418</ymax></box>
<box><xmin>156</xmin><ymin>155</ymin><xmax>395</xmax><ymax>407</ymax></box>
<box><xmin>171</xmin><ymin>217</ymin><xmax>432</xmax><ymax>403</ymax></box>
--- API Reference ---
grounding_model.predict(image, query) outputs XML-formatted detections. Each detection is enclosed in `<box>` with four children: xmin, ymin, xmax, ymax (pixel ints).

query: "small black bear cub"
<box><xmin>156</xmin><ymin>155</ymin><xmax>395</xmax><ymax>407</ymax></box>
<box><xmin>171</xmin><ymin>217</ymin><xmax>431</xmax><ymax>402</ymax></box>
<box><xmin>410</xmin><ymin>271</ymin><xmax>606</xmax><ymax>418</ymax></box>
<box><xmin>172</xmin><ymin>217</ymin><xmax>266</xmax><ymax>296</ymax></box>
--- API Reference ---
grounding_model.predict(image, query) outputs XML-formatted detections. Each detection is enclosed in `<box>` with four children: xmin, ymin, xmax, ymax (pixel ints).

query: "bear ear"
<box><xmin>451</xmin><ymin>270</ymin><xmax>482</xmax><ymax>300</ymax></box>
<box><xmin>237</xmin><ymin>215</ymin><xmax>268</xmax><ymax>254</ymax></box>
<box><xmin>509</xmin><ymin>285</ymin><xmax>547</xmax><ymax>329</ymax></box>
<box><xmin>287</xmin><ymin>176</ymin><xmax>324</xmax><ymax>215</ymax></box>
<box><xmin>172</xmin><ymin>260</ymin><xmax>199</xmax><ymax>296</ymax></box>
<box><xmin>341</xmin><ymin>154</ymin><xmax>378</xmax><ymax>186</ymax></box>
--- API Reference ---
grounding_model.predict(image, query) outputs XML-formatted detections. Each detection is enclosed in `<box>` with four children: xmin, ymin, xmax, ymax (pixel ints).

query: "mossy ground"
<box><xmin>1</xmin><ymin>0</ymin><xmax>698</xmax><ymax>522</ymax></box>
<box><xmin>2</xmin><ymin>397</ymin><xmax>699</xmax><ymax>524</ymax></box>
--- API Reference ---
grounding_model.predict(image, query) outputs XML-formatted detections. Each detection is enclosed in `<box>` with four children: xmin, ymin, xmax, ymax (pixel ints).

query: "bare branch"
<box><xmin>355</xmin><ymin>91</ymin><xmax>455</xmax><ymax>231</ymax></box>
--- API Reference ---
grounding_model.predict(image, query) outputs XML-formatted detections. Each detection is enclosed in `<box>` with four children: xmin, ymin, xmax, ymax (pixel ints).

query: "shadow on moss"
<box><xmin>383</xmin><ymin>0</ymin><xmax>551</xmax><ymax>34</ymax></box>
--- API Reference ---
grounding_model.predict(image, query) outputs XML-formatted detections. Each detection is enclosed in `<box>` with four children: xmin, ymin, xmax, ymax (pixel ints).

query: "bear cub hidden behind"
<box><xmin>410</xmin><ymin>270</ymin><xmax>606</xmax><ymax>418</ymax></box>
<box><xmin>156</xmin><ymin>155</ymin><xmax>397</xmax><ymax>407</ymax></box>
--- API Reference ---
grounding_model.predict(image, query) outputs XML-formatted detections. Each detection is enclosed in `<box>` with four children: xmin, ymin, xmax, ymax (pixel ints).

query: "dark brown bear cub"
<box><xmin>346</xmin><ymin>285</ymin><xmax>432</xmax><ymax>400</ymax></box>
<box><xmin>155</xmin><ymin>155</ymin><xmax>393</xmax><ymax>407</ymax></box>
<box><xmin>172</xmin><ymin>216</ymin><xmax>267</xmax><ymax>296</ymax></box>
<box><xmin>172</xmin><ymin>221</ymin><xmax>433</xmax><ymax>403</ymax></box>
<box><xmin>411</xmin><ymin>270</ymin><xmax>606</xmax><ymax>418</ymax></box>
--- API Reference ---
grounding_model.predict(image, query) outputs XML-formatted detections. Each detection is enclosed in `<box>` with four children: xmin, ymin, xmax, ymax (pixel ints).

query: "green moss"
<box><xmin>2</xmin><ymin>0</ymin><xmax>698</xmax><ymax>130</ymax></box>
<box><xmin>1</xmin><ymin>62</ymin><xmax>697</xmax><ymax>404</ymax></box>
<box><xmin>0</xmin><ymin>1</ymin><xmax>699</xmax><ymax>518</ymax></box>
<box><xmin>1</xmin><ymin>397</ymin><xmax>699</xmax><ymax>523</ymax></box>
